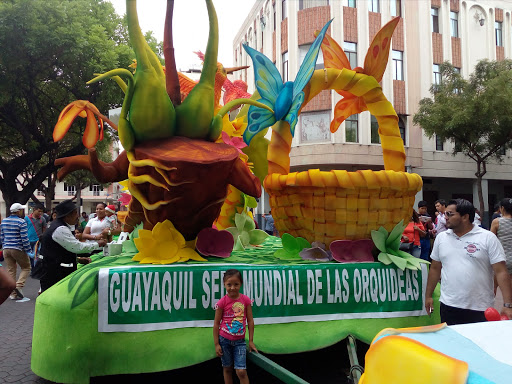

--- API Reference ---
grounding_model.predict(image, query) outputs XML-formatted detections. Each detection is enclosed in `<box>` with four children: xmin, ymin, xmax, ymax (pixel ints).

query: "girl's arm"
<box><xmin>246</xmin><ymin>304</ymin><xmax>258</xmax><ymax>353</ymax></box>
<box><xmin>213</xmin><ymin>307</ymin><xmax>223</xmax><ymax>357</ymax></box>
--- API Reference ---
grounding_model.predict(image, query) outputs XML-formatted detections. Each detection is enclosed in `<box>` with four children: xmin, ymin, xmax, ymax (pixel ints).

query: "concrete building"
<box><xmin>233</xmin><ymin>0</ymin><xmax>512</xmax><ymax>225</ymax></box>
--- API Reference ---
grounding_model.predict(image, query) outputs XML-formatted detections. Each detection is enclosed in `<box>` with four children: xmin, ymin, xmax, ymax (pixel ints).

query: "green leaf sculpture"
<box><xmin>274</xmin><ymin>233</ymin><xmax>312</xmax><ymax>260</ymax></box>
<box><xmin>371</xmin><ymin>220</ymin><xmax>430</xmax><ymax>271</ymax></box>
<box><xmin>226</xmin><ymin>212</ymin><xmax>269</xmax><ymax>251</ymax></box>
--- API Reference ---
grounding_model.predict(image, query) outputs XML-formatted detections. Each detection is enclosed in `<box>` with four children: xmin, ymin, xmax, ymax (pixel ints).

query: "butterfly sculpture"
<box><xmin>316</xmin><ymin>17</ymin><xmax>400</xmax><ymax>133</ymax></box>
<box><xmin>242</xmin><ymin>19</ymin><xmax>333</xmax><ymax>145</ymax></box>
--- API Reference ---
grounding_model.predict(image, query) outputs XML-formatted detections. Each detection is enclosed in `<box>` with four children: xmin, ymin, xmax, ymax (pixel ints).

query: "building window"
<box><xmin>346</xmin><ymin>0</ymin><xmax>356</xmax><ymax>7</ymax></box>
<box><xmin>299</xmin><ymin>44</ymin><xmax>324</xmax><ymax>70</ymax></box>
<box><xmin>450</xmin><ymin>11</ymin><xmax>459</xmax><ymax>38</ymax></box>
<box><xmin>435</xmin><ymin>135</ymin><xmax>444</xmax><ymax>151</ymax></box>
<box><xmin>282</xmin><ymin>0</ymin><xmax>287</xmax><ymax>20</ymax></box>
<box><xmin>496</xmin><ymin>21</ymin><xmax>503</xmax><ymax>46</ymax></box>
<box><xmin>345</xmin><ymin>114</ymin><xmax>359</xmax><ymax>143</ymax></box>
<box><xmin>392</xmin><ymin>50</ymin><xmax>404</xmax><ymax>80</ymax></box>
<box><xmin>453</xmin><ymin>67</ymin><xmax>460</xmax><ymax>74</ymax></box>
<box><xmin>390</xmin><ymin>0</ymin><xmax>401</xmax><ymax>17</ymax></box>
<box><xmin>344</xmin><ymin>42</ymin><xmax>357</xmax><ymax>69</ymax></box>
<box><xmin>433</xmin><ymin>64</ymin><xmax>441</xmax><ymax>86</ymax></box>
<box><xmin>369</xmin><ymin>0</ymin><xmax>379</xmax><ymax>13</ymax></box>
<box><xmin>282</xmin><ymin>52</ymin><xmax>289</xmax><ymax>82</ymax></box>
<box><xmin>299</xmin><ymin>0</ymin><xmax>329</xmax><ymax>10</ymax></box>
<box><xmin>273</xmin><ymin>3</ymin><xmax>276</xmax><ymax>31</ymax></box>
<box><xmin>90</xmin><ymin>184</ymin><xmax>103</xmax><ymax>197</ymax></box>
<box><xmin>64</xmin><ymin>183</ymin><xmax>76</xmax><ymax>196</ymax></box>
<box><xmin>398</xmin><ymin>115</ymin><xmax>406</xmax><ymax>145</ymax></box>
<box><xmin>371</xmin><ymin>115</ymin><xmax>380</xmax><ymax>144</ymax></box>
<box><xmin>499</xmin><ymin>146</ymin><xmax>506</xmax><ymax>156</ymax></box>
<box><xmin>300</xmin><ymin>111</ymin><xmax>331</xmax><ymax>143</ymax></box>
<box><xmin>431</xmin><ymin>8</ymin><xmax>439</xmax><ymax>33</ymax></box>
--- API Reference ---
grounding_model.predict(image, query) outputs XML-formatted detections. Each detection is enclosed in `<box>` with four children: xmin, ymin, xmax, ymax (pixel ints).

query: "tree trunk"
<box><xmin>475</xmin><ymin>159</ymin><xmax>486</xmax><ymax>217</ymax></box>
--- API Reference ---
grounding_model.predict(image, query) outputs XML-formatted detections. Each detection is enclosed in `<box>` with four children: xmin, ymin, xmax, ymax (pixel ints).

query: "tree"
<box><xmin>413</xmin><ymin>60</ymin><xmax>512</xmax><ymax>216</ymax></box>
<box><xmin>0</xmin><ymin>0</ymin><xmax>137</xmax><ymax>215</ymax></box>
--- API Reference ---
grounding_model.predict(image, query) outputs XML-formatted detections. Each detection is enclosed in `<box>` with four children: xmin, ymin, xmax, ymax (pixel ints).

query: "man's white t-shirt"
<box><xmin>431</xmin><ymin>225</ymin><xmax>505</xmax><ymax>311</ymax></box>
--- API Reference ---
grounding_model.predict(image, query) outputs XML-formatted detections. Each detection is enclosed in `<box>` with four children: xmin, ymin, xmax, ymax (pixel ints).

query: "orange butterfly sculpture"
<box><xmin>315</xmin><ymin>17</ymin><xmax>400</xmax><ymax>133</ymax></box>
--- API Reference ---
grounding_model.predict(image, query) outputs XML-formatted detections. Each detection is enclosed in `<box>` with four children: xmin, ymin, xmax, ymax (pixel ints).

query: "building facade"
<box><xmin>233</xmin><ymin>0</ymin><xmax>512</xmax><ymax>224</ymax></box>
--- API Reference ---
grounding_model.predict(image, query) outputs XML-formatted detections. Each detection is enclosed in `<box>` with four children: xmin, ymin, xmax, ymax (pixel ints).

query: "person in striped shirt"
<box><xmin>1</xmin><ymin>203</ymin><xmax>32</xmax><ymax>300</ymax></box>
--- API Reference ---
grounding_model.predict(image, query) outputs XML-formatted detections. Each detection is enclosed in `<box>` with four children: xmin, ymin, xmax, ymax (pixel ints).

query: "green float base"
<box><xmin>31</xmin><ymin>238</ymin><xmax>441</xmax><ymax>383</ymax></box>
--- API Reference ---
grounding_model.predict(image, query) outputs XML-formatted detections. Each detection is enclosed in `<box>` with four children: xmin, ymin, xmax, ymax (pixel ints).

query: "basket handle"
<box><xmin>266</xmin><ymin>68</ymin><xmax>406</xmax><ymax>176</ymax></box>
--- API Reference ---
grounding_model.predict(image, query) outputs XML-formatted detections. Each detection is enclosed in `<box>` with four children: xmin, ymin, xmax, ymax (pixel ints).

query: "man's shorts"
<box><xmin>219</xmin><ymin>335</ymin><xmax>247</xmax><ymax>370</ymax></box>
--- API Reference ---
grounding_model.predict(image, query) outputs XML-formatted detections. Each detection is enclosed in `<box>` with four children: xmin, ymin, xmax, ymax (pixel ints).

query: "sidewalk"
<box><xmin>0</xmin><ymin>276</ymin><xmax>49</xmax><ymax>383</ymax></box>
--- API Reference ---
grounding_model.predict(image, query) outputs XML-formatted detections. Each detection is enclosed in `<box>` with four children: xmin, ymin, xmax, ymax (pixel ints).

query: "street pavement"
<box><xmin>0</xmin><ymin>276</ymin><xmax>49</xmax><ymax>384</ymax></box>
<box><xmin>0</xmin><ymin>271</ymin><xmax>506</xmax><ymax>383</ymax></box>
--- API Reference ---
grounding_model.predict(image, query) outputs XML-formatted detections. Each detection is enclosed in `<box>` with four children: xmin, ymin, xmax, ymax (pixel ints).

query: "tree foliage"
<box><xmin>413</xmin><ymin>60</ymin><xmax>512</xmax><ymax>213</ymax></box>
<box><xmin>0</xmin><ymin>0</ymin><xmax>138</xmax><ymax>213</ymax></box>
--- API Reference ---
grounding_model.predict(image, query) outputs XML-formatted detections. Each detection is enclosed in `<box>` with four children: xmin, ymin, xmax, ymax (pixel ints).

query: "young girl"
<box><xmin>213</xmin><ymin>269</ymin><xmax>257</xmax><ymax>384</ymax></box>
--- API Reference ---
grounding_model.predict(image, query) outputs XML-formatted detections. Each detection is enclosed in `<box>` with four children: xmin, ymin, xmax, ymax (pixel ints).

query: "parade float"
<box><xmin>31</xmin><ymin>1</ymin><xmax>439</xmax><ymax>383</ymax></box>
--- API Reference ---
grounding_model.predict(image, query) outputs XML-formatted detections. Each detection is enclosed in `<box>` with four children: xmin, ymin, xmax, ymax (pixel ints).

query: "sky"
<box><xmin>110</xmin><ymin>0</ymin><xmax>257</xmax><ymax>71</ymax></box>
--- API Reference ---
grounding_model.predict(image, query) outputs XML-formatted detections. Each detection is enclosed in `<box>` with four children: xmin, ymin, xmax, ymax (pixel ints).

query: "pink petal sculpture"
<box><xmin>196</xmin><ymin>227</ymin><xmax>234</xmax><ymax>258</ymax></box>
<box><xmin>330</xmin><ymin>239</ymin><xmax>375</xmax><ymax>263</ymax></box>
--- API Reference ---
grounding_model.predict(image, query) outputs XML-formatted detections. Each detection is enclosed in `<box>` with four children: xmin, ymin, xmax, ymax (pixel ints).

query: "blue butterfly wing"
<box><xmin>284</xmin><ymin>92</ymin><xmax>305</xmax><ymax>137</ymax></box>
<box><xmin>293</xmin><ymin>19</ymin><xmax>333</xmax><ymax>99</ymax></box>
<box><xmin>244</xmin><ymin>99</ymin><xmax>277</xmax><ymax>145</ymax></box>
<box><xmin>243</xmin><ymin>44</ymin><xmax>283</xmax><ymax>103</ymax></box>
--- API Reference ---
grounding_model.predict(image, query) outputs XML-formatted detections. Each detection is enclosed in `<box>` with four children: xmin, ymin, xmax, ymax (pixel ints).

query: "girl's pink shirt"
<box><xmin>216</xmin><ymin>294</ymin><xmax>252</xmax><ymax>340</ymax></box>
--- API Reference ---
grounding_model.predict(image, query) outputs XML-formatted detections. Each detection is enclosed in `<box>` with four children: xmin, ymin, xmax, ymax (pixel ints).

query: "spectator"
<box><xmin>1</xmin><ymin>203</ymin><xmax>32</xmax><ymax>301</ymax></box>
<box><xmin>263</xmin><ymin>210</ymin><xmax>275</xmax><ymax>236</ymax></box>
<box><xmin>47</xmin><ymin>211</ymin><xmax>57</xmax><ymax>228</ymax></box>
<box><xmin>39</xmin><ymin>200</ymin><xmax>107</xmax><ymax>292</ymax></box>
<box><xmin>490</xmin><ymin>203</ymin><xmax>502</xmax><ymax>228</ymax></box>
<box><xmin>79</xmin><ymin>211</ymin><xmax>89</xmax><ymax>230</ymax></box>
<box><xmin>491</xmin><ymin>198</ymin><xmax>512</xmax><ymax>279</ymax></box>
<box><xmin>75</xmin><ymin>226</ymin><xmax>85</xmax><ymax>242</ymax></box>
<box><xmin>25</xmin><ymin>203</ymin><xmax>46</xmax><ymax>268</ymax></box>
<box><xmin>400</xmin><ymin>210</ymin><xmax>426</xmax><ymax>258</ymax></box>
<box><xmin>474</xmin><ymin>208</ymin><xmax>482</xmax><ymax>227</ymax></box>
<box><xmin>417</xmin><ymin>201</ymin><xmax>434</xmax><ymax>261</ymax></box>
<box><xmin>434</xmin><ymin>199</ymin><xmax>447</xmax><ymax>235</ymax></box>
<box><xmin>425</xmin><ymin>199</ymin><xmax>512</xmax><ymax>325</ymax></box>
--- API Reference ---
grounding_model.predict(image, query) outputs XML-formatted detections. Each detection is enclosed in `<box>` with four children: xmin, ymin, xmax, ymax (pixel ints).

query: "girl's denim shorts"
<box><xmin>219</xmin><ymin>335</ymin><xmax>247</xmax><ymax>370</ymax></box>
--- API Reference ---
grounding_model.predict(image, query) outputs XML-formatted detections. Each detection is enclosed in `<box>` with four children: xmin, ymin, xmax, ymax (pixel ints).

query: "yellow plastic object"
<box><xmin>263</xmin><ymin>169</ymin><xmax>422</xmax><ymax>246</ymax></box>
<box><xmin>359</xmin><ymin>335</ymin><xmax>469</xmax><ymax>384</ymax></box>
<box><xmin>132</xmin><ymin>220</ymin><xmax>206</xmax><ymax>264</ymax></box>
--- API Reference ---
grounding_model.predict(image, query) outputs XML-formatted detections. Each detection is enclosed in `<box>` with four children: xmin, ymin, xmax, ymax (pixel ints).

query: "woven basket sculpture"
<box><xmin>264</xmin><ymin>169</ymin><xmax>422</xmax><ymax>246</ymax></box>
<box><xmin>262</xmin><ymin>18</ymin><xmax>423</xmax><ymax>245</ymax></box>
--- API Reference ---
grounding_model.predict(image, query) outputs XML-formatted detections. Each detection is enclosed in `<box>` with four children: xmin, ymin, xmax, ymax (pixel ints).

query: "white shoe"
<box><xmin>9</xmin><ymin>293</ymin><xmax>17</xmax><ymax>300</ymax></box>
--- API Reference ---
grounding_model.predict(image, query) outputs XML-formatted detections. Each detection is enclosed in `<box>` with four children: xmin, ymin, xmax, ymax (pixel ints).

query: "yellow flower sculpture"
<box><xmin>132</xmin><ymin>220</ymin><xmax>206</xmax><ymax>264</ymax></box>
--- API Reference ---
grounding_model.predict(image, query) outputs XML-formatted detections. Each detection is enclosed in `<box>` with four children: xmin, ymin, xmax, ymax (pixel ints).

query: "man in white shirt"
<box><xmin>425</xmin><ymin>199</ymin><xmax>512</xmax><ymax>325</ymax></box>
<box><xmin>38</xmin><ymin>200</ymin><xmax>107</xmax><ymax>292</ymax></box>
<box><xmin>434</xmin><ymin>199</ymin><xmax>448</xmax><ymax>235</ymax></box>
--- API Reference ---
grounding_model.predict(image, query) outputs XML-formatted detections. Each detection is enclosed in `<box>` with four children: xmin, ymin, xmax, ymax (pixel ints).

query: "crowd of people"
<box><xmin>1</xmin><ymin>198</ymin><xmax>511</xmax><ymax>328</ymax></box>
<box><xmin>0</xmin><ymin>201</ymin><xmax>122</xmax><ymax>303</ymax></box>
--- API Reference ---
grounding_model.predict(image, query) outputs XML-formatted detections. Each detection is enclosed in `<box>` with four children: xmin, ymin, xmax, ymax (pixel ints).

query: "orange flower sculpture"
<box><xmin>316</xmin><ymin>17</ymin><xmax>400</xmax><ymax>133</ymax></box>
<box><xmin>54</xmin><ymin>100</ymin><xmax>117</xmax><ymax>148</ymax></box>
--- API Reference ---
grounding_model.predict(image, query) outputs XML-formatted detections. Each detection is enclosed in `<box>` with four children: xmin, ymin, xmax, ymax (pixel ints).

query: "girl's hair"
<box><xmin>500</xmin><ymin>198</ymin><xmax>512</xmax><ymax>215</ymax></box>
<box><xmin>411</xmin><ymin>209</ymin><xmax>420</xmax><ymax>223</ymax></box>
<box><xmin>97</xmin><ymin>202</ymin><xmax>107</xmax><ymax>208</ymax></box>
<box><xmin>223</xmin><ymin>269</ymin><xmax>243</xmax><ymax>283</ymax></box>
